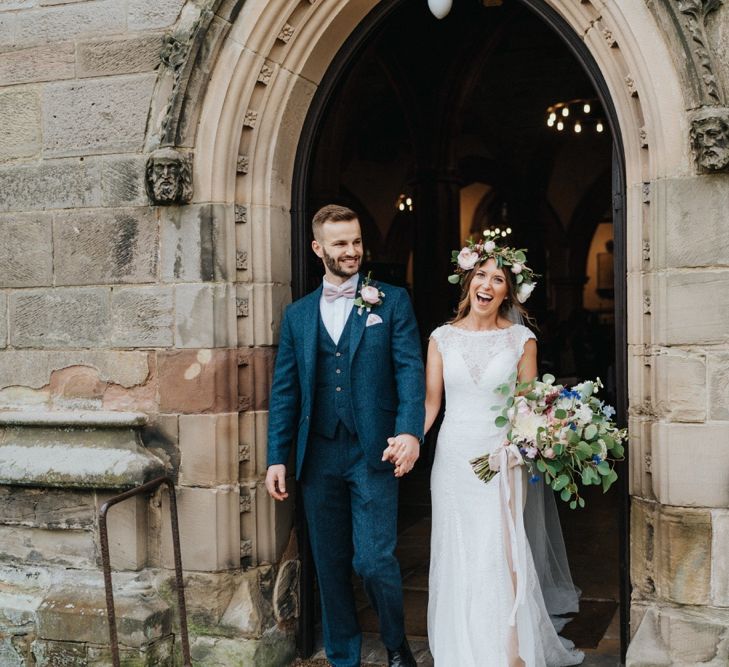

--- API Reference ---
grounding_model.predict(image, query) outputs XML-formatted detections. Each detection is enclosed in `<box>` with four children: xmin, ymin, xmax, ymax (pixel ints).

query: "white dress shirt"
<box><xmin>320</xmin><ymin>273</ymin><xmax>358</xmax><ymax>345</ymax></box>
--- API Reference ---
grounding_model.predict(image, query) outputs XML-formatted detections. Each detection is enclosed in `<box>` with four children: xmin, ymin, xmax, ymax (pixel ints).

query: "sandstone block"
<box><xmin>0</xmin><ymin>87</ymin><xmax>41</xmax><ymax>161</ymax></box>
<box><xmin>219</xmin><ymin>569</ymin><xmax>272</xmax><ymax>636</ymax></box>
<box><xmin>10</xmin><ymin>287</ymin><xmax>111</xmax><ymax>348</ymax></box>
<box><xmin>652</xmin><ymin>422</ymin><xmax>729</xmax><ymax>508</ymax></box>
<box><xmin>628</xmin><ymin>416</ymin><xmax>654</xmax><ymax>501</ymax></box>
<box><xmin>238</xmin><ymin>410</ymin><xmax>269</xmax><ymax>479</ymax></box>
<box><xmin>161</xmin><ymin>204</ymin><xmax>236</xmax><ymax>283</ymax></box>
<box><xmin>158</xmin><ymin>348</ymin><xmax>236</xmax><ymax>414</ymax></box>
<box><xmin>54</xmin><ymin>208</ymin><xmax>159</xmax><ymax>286</ymax></box>
<box><xmin>96</xmin><ymin>493</ymin><xmax>148</xmax><ymax>571</ymax></box>
<box><xmin>76</xmin><ymin>33</ymin><xmax>163</xmax><ymax>78</ymax></box>
<box><xmin>111</xmin><ymin>286</ymin><xmax>174</xmax><ymax>348</ymax></box>
<box><xmin>160</xmin><ymin>486</ymin><xmax>239</xmax><ymax>571</ymax></box>
<box><xmin>0</xmin><ymin>350</ymin><xmax>150</xmax><ymax>390</ymax></box>
<box><xmin>656</xmin><ymin>176</ymin><xmax>729</xmax><ymax>269</ymax></box>
<box><xmin>43</xmin><ymin>74</ymin><xmax>156</xmax><ymax>157</ymax></box>
<box><xmin>245</xmin><ymin>205</ymin><xmax>292</xmax><ymax>284</ymax></box>
<box><xmin>654</xmin><ymin>270</ymin><xmax>729</xmax><ymax>345</ymax></box>
<box><xmin>128</xmin><ymin>0</ymin><xmax>186</xmax><ymax>31</ymax></box>
<box><xmin>0</xmin><ymin>157</ymin><xmax>102</xmax><ymax>213</ymax></box>
<box><xmin>253</xmin><ymin>481</ymin><xmax>295</xmax><ymax>564</ymax></box>
<box><xmin>237</xmin><ymin>346</ymin><xmax>275</xmax><ymax>413</ymax></box>
<box><xmin>0</xmin><ymin>525</ymin><xmax>96</xmax><ymax>568</ymax></box>
<box><xmin>12</xmin><ymin>0</ymin><xmax>126</xmax><ymax>50</ymax></box>
<box><xmin>652</xmin><ymin>350</ymin><xmax>706</xmax><ymax>422</ymax></box>
<box><xmin>0</xmin><ymin>42</ymin><xmax>74</xmax><ymax>87</ymax></box>
<box><xmin>236</xmin><ymin>283</ymin><xmax>291</xmax><ymax>347</ymax></box>
<box><xmin>178</xmin><ymin>413</ymin><xmax>238</xmax><ymax>487</ymax></box>
<box><xmin>711</xmin><ymin>510</ymin><xmax>729</xmax><ymax>606</ymax></box>
<box><xmin>0</xmin><ymin>212</ymin><xmax>52</xmax><ymax>287</ymax></box>
<box><xmin>0</xmin><ymin>487</ymin><xmax>96</xmax><ymax>530</ymax></box>
<box><xmin>190</xmin><ymin>630</ymin><xmax>295</xmax><ymax>667</ymax></box>
<box><xmin>100</xmin><ymin>154</ymin><xmax>149</xmax><ymax>207</ymax></box>
<box><xmin>0</xmin><ymin>0</ymin><xmax>35</xmax><ymax>11</ymax></box>
<box><xmin>0</xmin><ymin>292</ymin><xmax>6</xmax><ymax>348</ymax></box>
<box><xmin>630</xmin><ymin>499</ymin><xmax>657</xmax><ymax>599</ymax></box>
<box><xmin>708</xmin><ymin>353</ymin><xmax>729</xmax><ymax>421</ymax></box>
<box><xmin>174</xmin><ymin>283</ymin><xmax>236</xmax><ymax>349</ymax></box>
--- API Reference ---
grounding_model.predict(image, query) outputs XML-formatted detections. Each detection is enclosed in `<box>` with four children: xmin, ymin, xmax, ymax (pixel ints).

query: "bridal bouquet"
<box><xmin>471</xmin><ymin>375</ymin><xmax>626</xmax><ymax>509</ymax></box>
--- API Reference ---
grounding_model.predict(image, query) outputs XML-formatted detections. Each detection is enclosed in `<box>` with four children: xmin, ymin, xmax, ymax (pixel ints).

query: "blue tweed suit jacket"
<box><xmin>267</xmin><ymin>280</ymin><xmax>425</xmax><ymax>479</ymax></box>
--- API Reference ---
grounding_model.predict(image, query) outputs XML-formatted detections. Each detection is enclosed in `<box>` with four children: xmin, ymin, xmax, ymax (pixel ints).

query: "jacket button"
<box><xmin>335</xmin><ymin>352</ymin><xmax>341</xmax><ymax>357</ymax></box>
<box><xmin>336</xmin><ymin>387</ymin><xmax>342</xmax><ymax>392</ymax></box>
<box><xmin>336</xmin><ymin>369</ymin><xmax>341</xmax><ymax>374</ymax></box>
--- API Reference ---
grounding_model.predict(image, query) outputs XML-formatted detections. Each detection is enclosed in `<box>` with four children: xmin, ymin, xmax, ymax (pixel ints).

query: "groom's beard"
<box><xmin>322</xmin><ymin>248</ymin><xmax>361</xmax><ymax>279</ymax></box>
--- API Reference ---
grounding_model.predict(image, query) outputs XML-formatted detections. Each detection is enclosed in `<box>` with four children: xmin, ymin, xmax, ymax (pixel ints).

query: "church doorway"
<box><xmin>293</xmin><ymin>0</ymin><xmax>628</xmax><ymax>661</ymax></box>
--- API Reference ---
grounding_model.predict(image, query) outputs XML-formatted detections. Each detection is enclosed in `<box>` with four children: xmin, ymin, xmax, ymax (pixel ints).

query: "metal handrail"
<box><xmin>98</xmin><ymin>476</ymin><xmax>192</xmax><ymax>667</ymax></box>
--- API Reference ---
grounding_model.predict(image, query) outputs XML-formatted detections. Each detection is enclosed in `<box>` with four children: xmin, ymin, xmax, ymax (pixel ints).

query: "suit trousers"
<box><xmin>301</xmin><ymin>423</ymin><xmax>404</xmax><ymax>667</ymax></box>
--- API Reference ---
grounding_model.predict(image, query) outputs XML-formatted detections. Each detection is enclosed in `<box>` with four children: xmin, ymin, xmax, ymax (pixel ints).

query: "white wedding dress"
<box><xmin>428</xmin><ymin>324</ymin><xmax>584</xmax><ymax>667</ymax></box>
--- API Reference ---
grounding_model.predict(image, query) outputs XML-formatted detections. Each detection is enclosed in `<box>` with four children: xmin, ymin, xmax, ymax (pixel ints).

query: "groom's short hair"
<box><xmin>312</xmin><ymin>204</ymin><xmax>358</xmax><ymax>240</ymax></box>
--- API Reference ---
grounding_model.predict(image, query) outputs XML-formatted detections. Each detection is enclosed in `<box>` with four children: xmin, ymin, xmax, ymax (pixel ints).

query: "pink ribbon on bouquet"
<box><xmin>488</xmin><ymin>442</ymin><xmax>528</xmax><ymax>626</ymax></box>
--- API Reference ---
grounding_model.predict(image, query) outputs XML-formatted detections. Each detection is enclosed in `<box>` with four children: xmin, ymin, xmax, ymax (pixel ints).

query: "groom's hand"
<box><xmin>265</xmin><ymin>464</ymin><xmax>289</xmax><ymax>501</ymax></box>
<box><xmin>383</xmin><ymin>434</ymin><xmax>420</xmax><ymax>477</ymax></box>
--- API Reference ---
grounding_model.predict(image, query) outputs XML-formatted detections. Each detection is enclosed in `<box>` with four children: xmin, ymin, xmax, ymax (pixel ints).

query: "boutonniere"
<box><xmin>354</xmin><ymin>271</ymin><xmax>385</xmax><ymax>315</ymax></box>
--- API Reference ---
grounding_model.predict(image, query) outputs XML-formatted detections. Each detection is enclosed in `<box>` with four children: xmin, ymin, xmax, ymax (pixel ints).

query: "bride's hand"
<box><xmin>385</xmin><ymin>434</ymin><xmax>420</xmax><ymax>477</ymax></box>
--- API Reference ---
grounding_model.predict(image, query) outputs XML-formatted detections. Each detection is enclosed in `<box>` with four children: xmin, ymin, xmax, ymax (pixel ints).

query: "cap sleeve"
<box><xmin>429</xmin><ymin>325</ymin><xmax>447</xmax><ymax>353</ymax></box>
<box><xmin>518</xmin><ymin>325</ymin><xmax>537</xmax><ymax>357</ymax></box>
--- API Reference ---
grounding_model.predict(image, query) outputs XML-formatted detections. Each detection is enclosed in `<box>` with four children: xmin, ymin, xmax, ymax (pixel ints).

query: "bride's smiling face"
<box><xmin>468</xmin><ymin>258</ymin><xmax>508</xmax><ymax>315</ymax></box>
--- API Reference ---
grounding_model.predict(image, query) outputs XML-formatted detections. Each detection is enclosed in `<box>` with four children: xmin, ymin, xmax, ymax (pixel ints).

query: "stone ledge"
<box><xmin>0</xmin><ymin>411</ymin><xmax>166</xmax><ymax>489</ymax></box>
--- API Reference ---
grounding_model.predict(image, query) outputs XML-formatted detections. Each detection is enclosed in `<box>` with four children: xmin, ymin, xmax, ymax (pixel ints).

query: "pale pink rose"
<box><xmin>483</xmin><ymin>240</ymin><xmax>496</xmax><ymax>253</ymax></box>
<box><xmin>511</xmin><ymin>262</ymin><xmax>523</xmax><ymax>274</ymax></box>
<box><xmin>543</xmin><ymin>447</ymin><xmax>556</xmax><ymax>459</ymax></box>
<box><xmin>360</xmin><ymin>285</ymin><xmax>381</xmax><ymax>304</ymax></box>
<box><xmin>525</xmin><ymin>446</ymin><xmax>538</xmax><ymax>459</ymax></box>
<box><xmin>457</xmin><ymin>247</ymin><xmax>480</xmax><ymax>270</ymax></box>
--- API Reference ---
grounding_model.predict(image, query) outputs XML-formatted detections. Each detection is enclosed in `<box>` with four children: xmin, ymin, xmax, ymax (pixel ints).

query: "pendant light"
<box><xmin>428</xmin><ymin>0</ymin><xmax>452</xmax><ymax>19</ymax></box>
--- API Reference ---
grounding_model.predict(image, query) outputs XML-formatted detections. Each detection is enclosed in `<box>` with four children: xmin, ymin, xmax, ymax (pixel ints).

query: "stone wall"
<box><xmin>0</xmin><ymin>1</ymin><xmax>295</xmax><ymax>664</ymax></box>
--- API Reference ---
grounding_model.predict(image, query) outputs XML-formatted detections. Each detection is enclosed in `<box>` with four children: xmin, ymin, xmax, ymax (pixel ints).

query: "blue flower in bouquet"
<box><xmin>592</xmin><ymin>454</ymin><xmax>602</xmax><ymax>464</ymax></box>
<box><xmin>568</xmin><ymin>423</ymin><xmax>577</xmax><ymax>431</ymax></box>
<box><xmin>529</xmin><ymin>474</ymin><xmax>540</xmax><ymax>485</ymax></box>
<box><xmin>602</xmin><ymin>404</ymin><xmax>616</xmax><ymax>419</ymax></box>
<box><xmin>560</xmin><ymin>388</ymin><xmax>580</xmax><ymax>400</ymax></box>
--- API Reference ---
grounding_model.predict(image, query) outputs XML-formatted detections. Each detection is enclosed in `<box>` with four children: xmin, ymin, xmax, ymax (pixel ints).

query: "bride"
<box><xmin>424</xmin><ymin>242</ymin><xmax>584</xmax><ymax>667</ymax></box>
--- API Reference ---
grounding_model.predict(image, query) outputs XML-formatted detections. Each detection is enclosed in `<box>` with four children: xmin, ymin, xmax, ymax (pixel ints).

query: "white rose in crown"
<box><xmin>457</xmin><ymin>247</ymin><xmax>480</xmax><ymax>270</ymax></box>
<box><xmin>483</xmin><ymin>240</ymin><xmax>496</xmax><ymax>253</ymax></box>
<box><xmin>516</xmin><ymin>281</ymin><xmax>535</xmax><ymax>303</ymax></box>
<box><xmin>511</xmin><ymin>263</ymin><xmax>523</xmax><ymax>274</ymax></box>
<box><xmin>360</xmin><ymin>285</ymin><xmax>381</xmax><ymax>305</ymax></box>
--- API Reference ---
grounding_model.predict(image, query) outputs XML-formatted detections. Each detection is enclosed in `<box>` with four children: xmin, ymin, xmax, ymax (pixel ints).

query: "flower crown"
<box><xmin>448</xmin><ymin>237</ymin><xmax>538</xmax><ymax>304</ymax></box>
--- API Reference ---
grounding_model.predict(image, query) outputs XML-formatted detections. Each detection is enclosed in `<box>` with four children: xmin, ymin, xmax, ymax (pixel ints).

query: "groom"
<box><xmin>266</xmin><ymin>204</ymin><xmax>425</xmax><ymax>667</ymax></box>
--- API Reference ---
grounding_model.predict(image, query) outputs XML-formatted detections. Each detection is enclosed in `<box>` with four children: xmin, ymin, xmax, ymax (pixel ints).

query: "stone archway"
<box><xmin>155</xmin><ymin>0</ymin><xmax>726</xmax><ymax>662</ymax></box>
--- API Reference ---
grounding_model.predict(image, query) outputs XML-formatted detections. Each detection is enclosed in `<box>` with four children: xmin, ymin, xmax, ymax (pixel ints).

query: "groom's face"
<box><xmin>312</xmin><ymin>218</ymin><xmax>363</xmax><ymax>282</ymax></box>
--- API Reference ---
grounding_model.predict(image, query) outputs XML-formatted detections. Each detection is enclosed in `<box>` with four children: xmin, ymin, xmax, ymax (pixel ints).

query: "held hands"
<box><xmin>265</xmin><ymin>464</ymin><xmax>289</xmax><ymax>501</ymax></box>
<box><xmin>382</xmin><ymin>433</ymin><xmax>420</xmax><ymax>477</ymax></box>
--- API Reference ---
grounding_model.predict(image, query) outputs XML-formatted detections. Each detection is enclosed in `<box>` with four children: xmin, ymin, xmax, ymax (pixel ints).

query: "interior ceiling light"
<box><xmin>546</xmin><ymin>98</ymin><xmax>605</xmax><ymax>135</ymax></box>
<box><xmin>428</xmin><ymin>0</ymin><xmax>453</xmax><ymax>19</ymax></box>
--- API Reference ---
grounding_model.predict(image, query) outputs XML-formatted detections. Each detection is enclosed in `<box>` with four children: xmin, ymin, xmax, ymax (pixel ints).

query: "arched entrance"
<box><xmin>292</xmin><ymin>0</ymin><xmax>627</xmax><ymax>660</ymax></box>
<box><xmin>184</xmin><ymin>0</ymin><xmax>687</xmax><ymax>662</ymax></box>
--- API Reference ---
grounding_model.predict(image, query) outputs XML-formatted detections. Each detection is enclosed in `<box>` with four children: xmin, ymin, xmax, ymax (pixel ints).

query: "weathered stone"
<box><xmin>77</xmin><ymin>33</ymin><xmax>163</xmax><ymax>78</ymax></box>
<box><xmin>54</xmin><ymin>208</ymin><xmax>158</xmax><ymax>286</ymax></box>
<box><xmin>652</xmin><ymin>422</ymin><xmax>729</xmax><ymax>508</ymax></box>
<box><xmin>145</xmin><ymin>147</ymin><xmax>193</xmax><ymax>205</ymax></box>
<box><xmin>10</xmin><ymin>287</ymin><xmax>111</xmax><ymax>348</ymax></box>
<box><xmin>0</xmin><ymin>212</ymin><xmax>53</xmax><ymax>287</ymax></box>
<box><xmin>174</xmin><ymin>284</ymin><xmax>236</xmax><ymax>349</ymax></box>
<box><xmin>0</xmin><ymin>526</ymin><xmax>97</xmax><ymax>568</ymax></box>
<box><xmin>0</xmin><ymin>350</ymin><xmax>150</xmax><ymax>389</ymax></box>
<box><xmin>0</xmin><ymin>292</ymin><xmax>6</xmax><ymax>349</ymax></box>
<box><xmin>100</xmin><ymin>154</ymin><xmax>149</xmax><ymax>207</ymax></box>
<box><xmin>158</xmin><ymin>348</ymin><xmax>236</xmax><ymax>414</ymax></box>
<box><xmin>238</xmin><ymin>346</ymin><xmax>276</xmax><ymax>412</ymax></box>
<box><xmin>711</xmin><ymin>510</ymin><xmax>729</xmax><ymax>606</ymax></box>
<box><xmin>0</xmin><ymin>42</ymin><xmax>74</xmax><ymax>86</ymax></box>
<box><xmin>37</xmin><ymin>586</ymin><xmax>171</xmax><ymax>647</ymax></box>
<box><xmin>238</xmin><ymin>410</ymin><xmax>269</xmax><ymax>479</ymax></box>
<box><xmin>631</xmin><ymin>499</ymin><xmax>657</xmax><ymax>599</ymax></box>
<box><xmin>273</xmin><ymin>559</ymin><xmax>300</xmax><ymax>622</ymax></box>
<box><xmin>10</xmin><ymin>0</ymin><xmax>126</xmax><ymax>50</ymax></box>
<box><xmin>627</xmin><ymin>605</ymin><xmax>729</xmax><ymax>666</ymax></box>
<box><xmin>31</xmin><ymin>639</ymin><xmax>86</xmax><ymax>667</ymax></box>
<box><xmin>0</xmin><ymin>636</ymin><xmax>31</xmax><ymax>667</ymax></box>
<box><xmin>0</xmin><ymin>0</ymin><xmax>35</xmax><ymax>11</ymax></box>
<box><xmin>161</xmin><ymin>204</ymin><xmax>235</xmax><ymax>283</ymax></box>
<box><xmin>128</xmin><ymin>0</ymin><xmax>186</xmax><ymax>31</ymax></box>
<box><xmin>0</xmin><ymin>487</ymin><xmax>96</xmax><ymax>530</ymax></box>
<box><xmin>96</xmin><ymin>493</ymin><xmax>148</xmax><ymax>571</ymax></box>
<box><xmin>178</xmin><ymin>413</ymin><xmax>238</xmax><ymax>487</ymax></box>
<box><xmin>86</xmin><ymin>635</ymin><xmax>174</xmax><ymax>666</ymax></box>
<box><xmin>160</xmin><ymin>485</ymin><xmax>239</xmax><ymax>571</ymax></box>
<box><xmin>0</xmin><ymin>87</ymin><xmax>41</xmax><ymax>161</ymax></box>
<box><xmin>43</xmin><ymin>74</ymin><xmax>157</xmax><ymax>157</ymax></box>
<box><xmin>654</xmin><ymin>271</ymin><xmax>729</xmax><ymax>345</ymax></box>
<box><xmin>708</xmin><ymin>353</ymin><xmax>729</xmax><ymax>421</ymax></box>
<box><xmin>0</xmin><ymin>157</ymin><xmax>102</xmax><ymax>212</ymax></box>
<box><xmin>111</xmin><ymin>286</ymin><xmax>174</xmax><ymax>348</ymax></box>
<box><xmin>652</xmin><ymin>350</ymin><xmax>706</xmax><ymax>422</ymax></box>
<box><xmin>190</xmin><ymin>629</ymin><xmax>296</xmax><ymax>666</ymax></box>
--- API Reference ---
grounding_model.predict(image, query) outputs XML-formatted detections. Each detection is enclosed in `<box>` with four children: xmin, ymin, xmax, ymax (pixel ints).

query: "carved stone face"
<box><xmin>145</xmin><ymin>148</ymin><xmax>192</xmax><ymax>205</ymax></box>
<box><xmin>691</xmin><ymin>114</ymin><xmax>729</xmax><ymax>172</ymax></box>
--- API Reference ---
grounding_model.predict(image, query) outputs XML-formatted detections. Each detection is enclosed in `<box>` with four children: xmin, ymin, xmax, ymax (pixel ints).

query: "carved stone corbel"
<box><xmin>690</xmin><ymin>107</ymin><xmax>729</xmax><ymax>172</ymax></box>
<box><xmin>145</xmin><ymin>147</ymin><xmax>193</xmax><ymax>205</ymax></box>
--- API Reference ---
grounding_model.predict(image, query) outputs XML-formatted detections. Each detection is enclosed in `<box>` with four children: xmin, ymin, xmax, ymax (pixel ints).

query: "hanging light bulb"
<box><xmin>561</xmin><ymin>107</ymin><xmax>569</xmax><ymax>117</ymax></box>
<box><xmin>501</xmin><ymin>231</ymin><xmax>507</xmax><ymax>237</ymax></box>
<box><xmin>596</xmin><ymin>121</ymin><xmax>604</xmax><ymax>133</ymax></box>
<box><xmin>506</xmin><ymin>227</ymin><xmax>512</xmax><ymax>234</ymax></box>
<box><xmin>583</xmin><ymin>102</ymin><xmax>591</xmax><ymax>113</ymax></box>
<box><xmin>574</xmin><ymin>122</ymin><xmax>582</xmax><ymax>133</ymax></box>
<box><xmin>427</xmin><ymin>0</ymin><xmax>452</xmax><ymax>19</ymax></box>
<box><xmin>547</xmin><ymin>117</ymin><xmax>555</xmax><ymax>127</ymax></box>
<box><xmin>557</xmin><ymin>121</ymin><xmax>564</xmax><ymax>131</ymax></box>
<box><xmin>405</xmin><ymin>197</ymin><xmax>412</xmax><ymax>207</ymax></box>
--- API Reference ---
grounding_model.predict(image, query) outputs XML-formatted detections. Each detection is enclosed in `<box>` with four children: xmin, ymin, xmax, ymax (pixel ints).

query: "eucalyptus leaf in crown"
<box><xmin>448</xmin><ymin>236</ymin><xmax>538</xmax><ymax>303</ymax></box>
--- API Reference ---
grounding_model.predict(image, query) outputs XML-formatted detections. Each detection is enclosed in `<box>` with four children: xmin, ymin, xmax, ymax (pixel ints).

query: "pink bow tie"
<box><xmin>323</xmin><ymin>282</ymin><xmax>357</xmax><ymax>302</ymax></box>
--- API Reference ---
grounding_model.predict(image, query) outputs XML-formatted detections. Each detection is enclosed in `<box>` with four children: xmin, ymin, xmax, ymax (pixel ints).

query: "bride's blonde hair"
<box><xmin>450</xmin><ymin>259</ymin><xmax>532</xmax><ymax>326</ymax></box>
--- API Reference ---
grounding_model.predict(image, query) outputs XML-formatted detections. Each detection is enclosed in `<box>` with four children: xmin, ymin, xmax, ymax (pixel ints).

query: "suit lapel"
<box><xmin>349</xmin><ymin>277</ymin><xmax>367</xmax><ymax>365</ymax></box>
<box><xmin>302</xmin><ymin>287</ymin><xmax>321</xmax><ymax>396</ymax></box>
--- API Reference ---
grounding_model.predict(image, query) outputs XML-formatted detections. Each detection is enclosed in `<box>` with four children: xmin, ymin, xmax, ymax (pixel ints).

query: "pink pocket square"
<box><xmin>366</xmin><ymin>313</ymin><xmax>383</xmax><ymax>327</ymax></box>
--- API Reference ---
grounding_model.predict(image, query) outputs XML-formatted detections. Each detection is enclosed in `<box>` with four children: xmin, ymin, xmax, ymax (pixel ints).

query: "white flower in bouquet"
<box><xmin>512</xmin><ymin>408</ymin><xmax>547</xmax><ymax>444</ymax></box>
<box><xmin>575</xmin><ymin>404</ymin><xmax>594</xmax><ymax>426</ymax></box>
